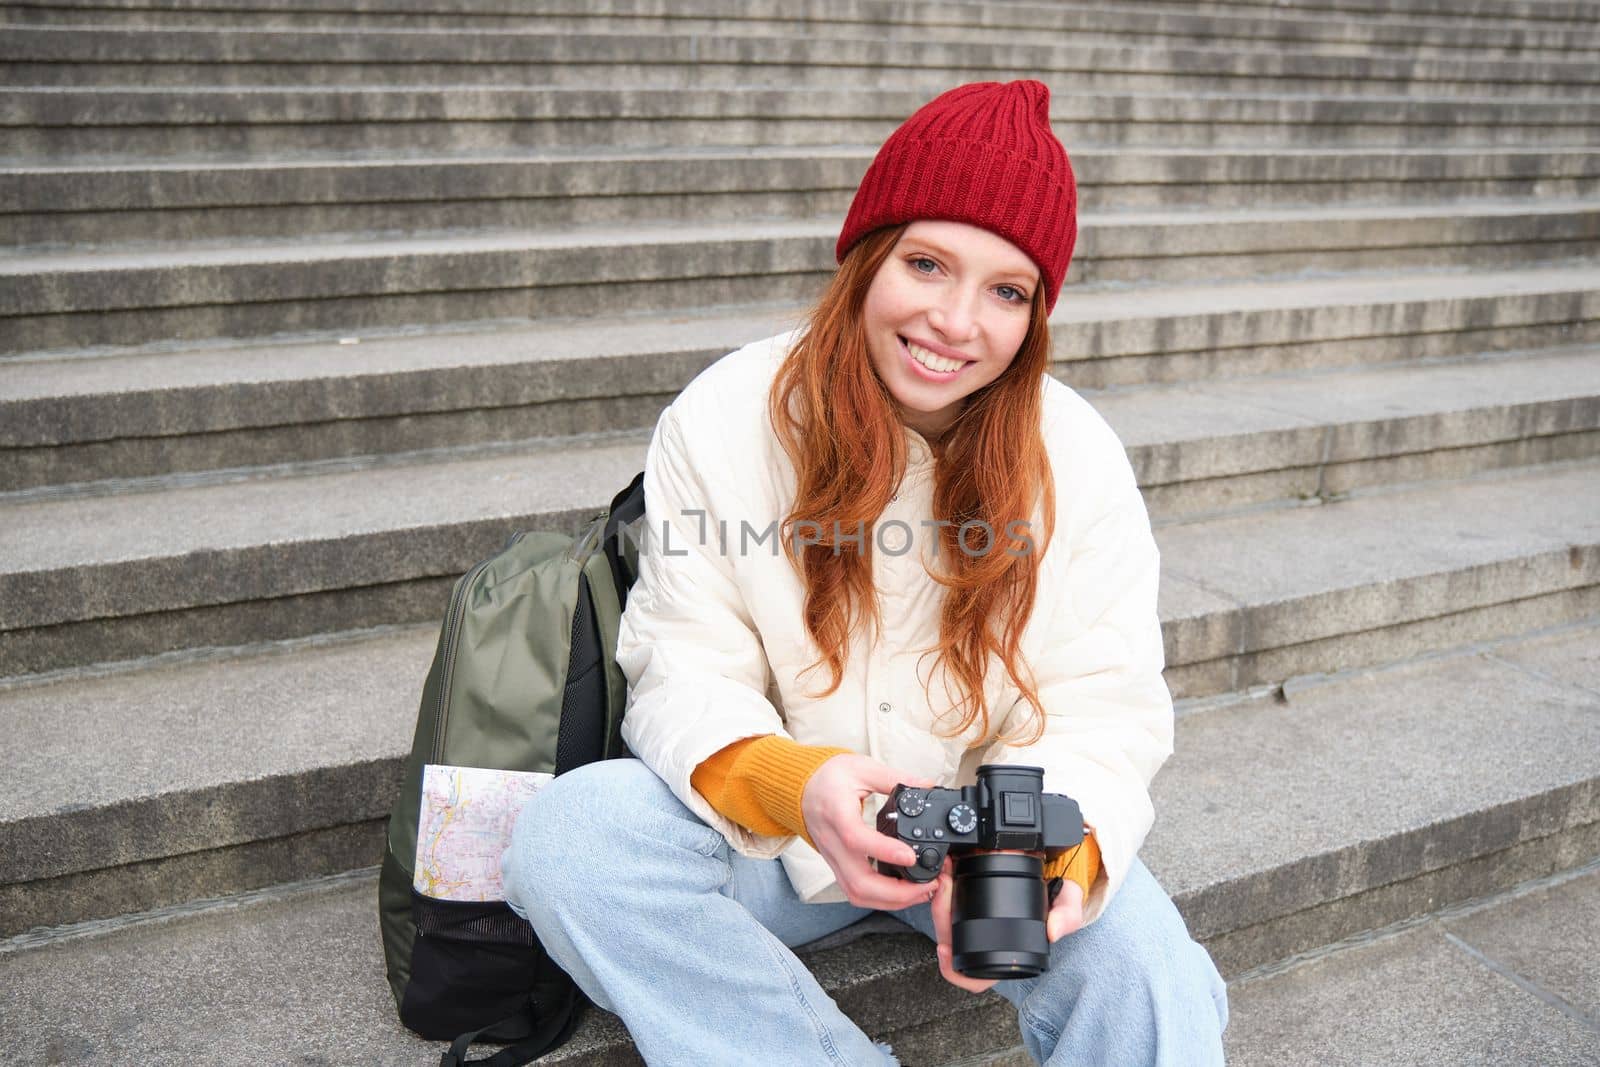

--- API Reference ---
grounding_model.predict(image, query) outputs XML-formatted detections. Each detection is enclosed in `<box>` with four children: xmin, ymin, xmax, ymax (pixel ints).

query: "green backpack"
<box><xmin>378</xmin><ymin>472</ymin><xmax>645</xmax><ymax>1066</ymax></box>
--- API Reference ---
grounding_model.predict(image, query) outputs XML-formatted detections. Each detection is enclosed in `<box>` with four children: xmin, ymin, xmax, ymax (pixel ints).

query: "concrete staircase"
<box><xmin>2</xmin><ymin>0</ymin><xmax>1599</xmax><ymax>1062</ymax></box>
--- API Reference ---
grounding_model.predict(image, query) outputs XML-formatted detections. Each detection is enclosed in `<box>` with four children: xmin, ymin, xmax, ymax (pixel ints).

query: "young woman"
<box><xmin>503</xmin><ymin>80</ymin><xmax>1228</xmax><ymax>1065</ymax></box>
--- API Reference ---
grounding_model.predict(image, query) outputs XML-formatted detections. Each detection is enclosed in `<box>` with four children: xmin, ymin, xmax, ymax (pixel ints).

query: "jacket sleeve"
<box><xmin>616</xmin><ymin>405</ymin><xmax>798</xmax><ymax>857</ymax></box>
<box><xmin>979</xmin><ymin>415</ymin><xmax>1173</xmax><ymax>927</ymax></box>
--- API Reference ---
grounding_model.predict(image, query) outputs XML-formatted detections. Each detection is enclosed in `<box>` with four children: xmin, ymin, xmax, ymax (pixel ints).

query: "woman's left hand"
<box><xmin>929</xmin><ymin>860</ymin><xmax>1086</xmax><ymax>993</ymax></box>
<box><xmin>1046</xmin><ymin>877</ymin><xmax>1086</xmax><ymax>943</ymax></box>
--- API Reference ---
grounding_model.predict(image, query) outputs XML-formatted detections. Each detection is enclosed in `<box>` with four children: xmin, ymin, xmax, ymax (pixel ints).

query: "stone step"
<box><xmin>1149</xmin><ymin>620</ymin><xmax>1600</xmax><ymax>975</ymax></box>
<box><xmin>4</xmin><ymin>282</ymin><xmax>1598</xmax><ymax>495</ymax></box>
<box><xmin>3</xmin><ymin>261</ymin><xmax>1590</xmax><ymax>423</ymax></box>
<box><xmin>0</xmin><ymin>306</ymin><xmax>789</xmax><ymax>493</ymax></box>
<box><xmin>2</xmin><ymin>404</ymin><xmax>1596</xmax><ymax>679</ymax></box>
<box><xmin>0</xmin><ymin>626</ymin><xmax>436</xmax><ymax>937</ymax></box>
<box><xmin>1062</xmin><ymin>264</ymin><xmax>1600</xmax><ymax>388</ymax></box>
<box><xmin>6</xmin><ymin>26</ymin><xmax>1597</xmax><ymax>97</ymax></box>
<box><xmin>1140</xmin><ymin>0</ymin><xmax>1598</xmax><ymax>23</ymax></box>
<box><xmin>9</xmin><ymin>147</ymin><xmax>1597</xmax><ymax>247</ymax></box>
<box><xmin>0</xmin><ymin>862</ymin><xmax>1029</xmax><ymax>1065</ymax></box>
<box><xmin>0</xmin><ymin>435</ymin><xmax>650</xmax><ymax>679</ymax></box>
<box><xmin>1222</xmin><ymin>863</ymin><xmax>1600</xmax><ymax>1066</ymax></box>
<box><xmin>0</xmin><ymin>26</ymin><xmax>1580</xmax><ymax>75</ymax></box>
<box><xmin>1</xmin><ymin>0</ymin><xmax>1594</xmax><ymax>58</ymax></box>
<box><xmin>1150</xmin><ymin>462</ymin><xmax>1600</xmax><ymax>698</ymax></box>
<box><xmin>2</xmin><ymin>618</ymin><xmax>1595</xmax><ymax>1061</ymax></box>
<box><xmin>5</xmin><ymin>205</ymin><xmax>1596</xmax><ymax>356</ymax></box>
<box><xmin>1098</xmin><ymin>344</ymin><xmax>1600</xmax><ymax>519</ymax></box>
<box><xmin>6</xmin><ymin>86</ymin><xmax>1598</xmax><ymax>164</ymax></box>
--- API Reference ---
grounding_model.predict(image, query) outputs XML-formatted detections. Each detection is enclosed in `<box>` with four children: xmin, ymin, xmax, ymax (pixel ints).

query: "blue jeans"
<box><xmin>502</xmin><ymin>759</ymin><xmax>1227</xmax><ymax>1066</ymax></box>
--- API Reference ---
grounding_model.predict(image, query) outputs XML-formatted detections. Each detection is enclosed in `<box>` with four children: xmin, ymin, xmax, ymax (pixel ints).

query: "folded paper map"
<box><xmin>414</xmin><ymin>763</ymin><xmax>553</xmax><ymax>901</ymax></box>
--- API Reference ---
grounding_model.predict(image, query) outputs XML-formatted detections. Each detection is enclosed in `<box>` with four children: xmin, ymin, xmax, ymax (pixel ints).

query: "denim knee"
<box><xmin>1010</xmin><ymin>860</ymin><xmax>1227</xmax><ymax>1066</ymax></box>
<box><xmin>501</xmin><ymin>758</ymin><xmax>689</xmax><ymax>923</ymax></box>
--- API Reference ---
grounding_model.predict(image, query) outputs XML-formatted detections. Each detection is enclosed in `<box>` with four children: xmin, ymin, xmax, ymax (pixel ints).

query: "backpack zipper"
<box><xmin>431</xmin><ymin>531</ymin><xmax>526</xmax><ymax>764</ymax></box>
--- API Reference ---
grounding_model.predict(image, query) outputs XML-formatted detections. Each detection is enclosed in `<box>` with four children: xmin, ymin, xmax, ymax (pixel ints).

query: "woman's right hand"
<box><xmin>801</xmin><ymin>753</ymin><xmax>941</xmax><ymax>911</ymax></box>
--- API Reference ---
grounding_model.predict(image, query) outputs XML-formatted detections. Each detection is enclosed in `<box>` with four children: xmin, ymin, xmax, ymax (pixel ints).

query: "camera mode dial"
<box><xmin>896</xmin><ymin>788</ymin><xmax>927</xmax><ymax>818</ymax></box>
<box><xmin>947</xmin><ymin>803</ymin><xmax>978</xmax><ymax>835</ymax></box>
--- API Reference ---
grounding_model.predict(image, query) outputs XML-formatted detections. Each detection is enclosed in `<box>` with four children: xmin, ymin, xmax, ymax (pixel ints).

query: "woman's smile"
<box><xmin>900</xmin><ymin>335</ymin><xmax>973</xmax><ymax>380</ymax></box>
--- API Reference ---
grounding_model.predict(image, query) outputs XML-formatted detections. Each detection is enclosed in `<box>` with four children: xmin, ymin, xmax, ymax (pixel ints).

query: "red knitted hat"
<box><xmin>835</xmin><ymin>80</ymin><xmax>1077</xmax><ymax>313</ymax></box>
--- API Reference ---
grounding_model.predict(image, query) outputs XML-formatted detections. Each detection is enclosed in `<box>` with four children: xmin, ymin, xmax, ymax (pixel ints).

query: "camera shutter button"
<box><xmin>917</xmin><ymin>846</ymin><xmax>941</xmax><ymax>871</ymax></box>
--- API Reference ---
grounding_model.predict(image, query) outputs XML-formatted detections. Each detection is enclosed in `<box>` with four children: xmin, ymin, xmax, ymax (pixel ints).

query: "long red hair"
<box><xmin>767</xmin><ymin>223</ymin><xmax>1057</xmax><ymax>747</ymax></box>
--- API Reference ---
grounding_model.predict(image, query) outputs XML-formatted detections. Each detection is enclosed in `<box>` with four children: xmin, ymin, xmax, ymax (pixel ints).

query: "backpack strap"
<box><xmin>439</xmin><ymin>985</ymin><xmax>583</xmax><ymax>1067</ymax></box>
<box><xmin>602</xmin><ymin>470</ymin><xmax>646</xmax><ymax>607</ymax></box>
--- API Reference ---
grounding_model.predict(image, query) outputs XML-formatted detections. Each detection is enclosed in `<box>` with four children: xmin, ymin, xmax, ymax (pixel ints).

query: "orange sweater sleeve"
<box><xmin>1043</xmin><ymin>832</ymin><xmax>1101</xmax><ymax>906</ymax></box>
<box><xmin>691</xmin><ymin>736</ymin><xmax>1102</xmax><ymax>904</ymax></box>
<box><xmin>690</xmin><ymin>735</ymin><xmax>850</xmax><ymax>848</ymax></box>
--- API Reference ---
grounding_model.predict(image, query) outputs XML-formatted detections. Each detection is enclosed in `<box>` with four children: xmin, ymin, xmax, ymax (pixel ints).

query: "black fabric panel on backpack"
<box><xmin>603</xmin><ymin>471</ymin><xmax>645</xmax><ymax>610</ymax></box>
<box><xmin>400</xmin><ymin>893</ymin><xmax>542</xmax><ymax>1042</ymax></box>
<box><xmin>555</xmin><ymin>572</ymin><xmax>606</xmax><ymax>775</ymax></box>
<box><xmin>416</xmin><ymin>898</ymin><xmax>539</xmax><ymax>947</ymax></box>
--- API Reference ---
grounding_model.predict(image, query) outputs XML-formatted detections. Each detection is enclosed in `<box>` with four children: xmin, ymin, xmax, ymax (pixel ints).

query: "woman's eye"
<box><xmin>909</xmin><ymin>256</ymin><xmax>939</xmax><ymax>274</ymax></box>
<box><xmin>996</xmin><ymin>285</ymin><xmax>1028</xmax><ymax>303</ymax></box>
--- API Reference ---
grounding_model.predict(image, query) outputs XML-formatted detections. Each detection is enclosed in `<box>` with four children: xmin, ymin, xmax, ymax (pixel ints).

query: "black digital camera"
<box><xmin>876</xmin><ymin>764</ymin><xmax>1083</xmax><ymax>979</ymax></box>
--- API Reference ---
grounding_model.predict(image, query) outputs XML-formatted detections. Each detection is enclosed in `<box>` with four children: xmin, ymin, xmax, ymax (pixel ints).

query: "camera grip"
<box><xmin>881</xmin><ymin>842</ymin><xmax>946</xmax><ymax>882</ymax></box>
<box><xmin>876</xmin><ymin>785</ymin><xmax>952</xmax><ymax>882</ymax></box>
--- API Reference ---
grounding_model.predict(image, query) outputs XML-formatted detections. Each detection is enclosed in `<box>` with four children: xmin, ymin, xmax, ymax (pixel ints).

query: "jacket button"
<box><xmin>878</xmin><ymin>702</ymin><xmax>891</xmax><ymax>713</ymax></box>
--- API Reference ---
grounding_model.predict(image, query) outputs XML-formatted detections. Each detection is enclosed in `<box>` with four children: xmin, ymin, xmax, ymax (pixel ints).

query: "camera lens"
<box><xmin>950</xmin><ymin>853</ymin><xmax>1050</xmax><ymax>979</ymax></box>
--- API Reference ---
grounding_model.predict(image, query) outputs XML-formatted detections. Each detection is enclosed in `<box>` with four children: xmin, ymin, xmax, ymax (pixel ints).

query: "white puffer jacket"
<box><xmin>615</xmin><ymin>328</ymin><xmax>1173</xmax><ymax>924</ymax></box>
